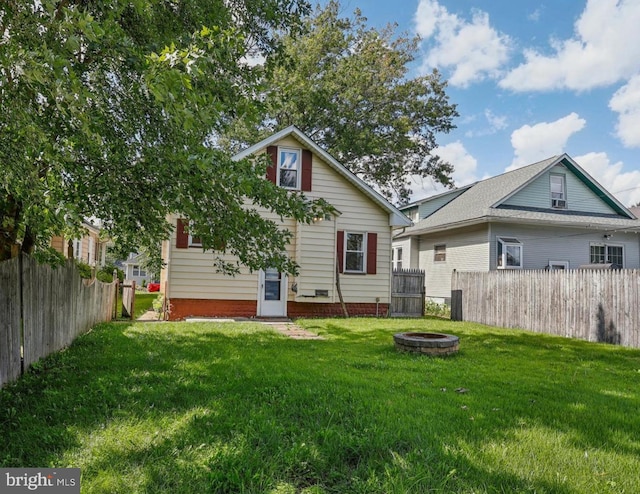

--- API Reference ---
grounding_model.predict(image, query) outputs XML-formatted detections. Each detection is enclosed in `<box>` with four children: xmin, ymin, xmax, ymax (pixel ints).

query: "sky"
<box><xmin>332</xmin><ymin>0</ymin><xmax>640</xmax><ymax>206</ymax></box>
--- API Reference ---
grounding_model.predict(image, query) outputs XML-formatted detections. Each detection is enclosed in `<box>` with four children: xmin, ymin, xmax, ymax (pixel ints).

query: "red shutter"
<box><xmin>266</xmin><ymin>145</ymin><xmax>277</xmax><ymax>184</ymax></box>
<box><xmin>301</xmin><ymin>149</ymin><xmax>312</xmax><ymax>191</ymax></box>
<box><xmin>176</xmin><ymin>219</ymin><xmax>189</xmax><ymax>248</ymax></box>
<box><xmin>366</xmin><ymin>232</ymin><xmax>377</xmax><ymax>275</ymax></box>
<box><xmin>336</xmin><ymin>230</ymin><xmax>344</xmax><ymax>273</ymax></box>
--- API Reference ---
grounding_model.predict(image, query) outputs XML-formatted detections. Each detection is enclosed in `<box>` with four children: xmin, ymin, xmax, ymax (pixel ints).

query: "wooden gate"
<box><xmin>390</xmin><ymin>269</ymin><xmax>425</xmax><ymax>317</ymax></box>
<box><xmin>114</xmin><ymin>279</ymin><xmax>136</xmax><ymax>319</ymax></box>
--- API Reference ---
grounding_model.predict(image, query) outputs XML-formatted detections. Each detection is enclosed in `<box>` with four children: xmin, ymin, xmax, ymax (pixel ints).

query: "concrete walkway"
<box><xmin>138</xmin><ymin>312</ymin><xmax>323</xmax><ymax>340</ymax></box>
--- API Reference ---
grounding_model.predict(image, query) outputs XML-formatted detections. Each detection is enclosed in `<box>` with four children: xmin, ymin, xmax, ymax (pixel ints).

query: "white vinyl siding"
<box><xmin>418</xmin><ymin>225</ymin><xmax>489</xmax><ymax>300</ymax></box>
<box><xmin>392</xmin><ymin>237</ymin><xmax>419</xmax><ymax>270</ymax></box>
<box><xmin>502</xmin><ymin>164</ymin><xmax>617</xmax><ymax>215</ymax></box>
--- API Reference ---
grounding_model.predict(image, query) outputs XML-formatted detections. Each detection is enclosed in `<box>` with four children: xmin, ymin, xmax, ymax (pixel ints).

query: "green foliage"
<box><xmin>96</xmin><ymin>263</ymin><xmax>124</xmax><ymax>283</ymax></box>
<box><xmin>221</xmin><ymin>1</ymin><xmax>458</xmax><ymax>203</ymax></box>
<box><xmin>1</xmin><ymin>319</ymin><xmax>639</xmax><ymax>492</ymax></box>
<box><xmin>424</xmin><ymin>299</ymin><xmax>451</xmax><ymax>318</ymax></box>
<box><xmin>0</xmin><ymin>0</ymin><xmax>331</xmax><ymax>275</ymax></box>
<box><xmin>74</xmin><ymin>260</ymin><xmax>92</xmax><ymax>279</ymax></box>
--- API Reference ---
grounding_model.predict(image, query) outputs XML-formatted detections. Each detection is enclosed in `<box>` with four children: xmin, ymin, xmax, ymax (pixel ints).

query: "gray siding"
<box><xmin>489</xmin><ymin>223</ymin><xmax>640</xmax><ymax>270</ymax></box>
<box><xmin>418</xmin><ymin>225</ymin><xmax>489</xmax><ymax>299</ymax></box>
<box><xmin>503</xmin><ymin>164</ymin><xmax>617</xmax><ymax>215</ymax></box>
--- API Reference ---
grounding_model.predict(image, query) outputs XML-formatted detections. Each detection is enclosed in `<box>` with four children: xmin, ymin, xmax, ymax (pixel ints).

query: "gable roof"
<box><xmin>398</xmin><ymin>154</ymin><xmax>639</xmax><ymax>237</ymax></box>
<box><xmin>233</xmin><ymin>125</ymin><xmax>411</xmax><ymax>227</ymax></box>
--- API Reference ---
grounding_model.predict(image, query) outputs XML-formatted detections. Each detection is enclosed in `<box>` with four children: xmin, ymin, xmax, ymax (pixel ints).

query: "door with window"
<box><xmin>258</xmin><ymin>268</ymin><xmax>288</xmax><ymax>317</ymax></box>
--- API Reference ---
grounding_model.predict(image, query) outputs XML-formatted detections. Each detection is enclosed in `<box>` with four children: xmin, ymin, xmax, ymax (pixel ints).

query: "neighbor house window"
<box><xmin>278</xmin><ymin>148</ymin><xmax>301</xmax><ymax>189</ymax></box>
<box><xmin>497</xmin><ymin>237</ymin><xmax>523</xmax><ymax>269</ymax></box>
<box><xmin>88</xmin><ymin>237</ymin><xmax>95</xmax><ymax>264</ymax></box>
<box><xmin>392</xmin><ymin>247</ymin><xmax>403</xmax><ymax>270</ymax></box>
<box><xmin>550</xmin><ymin>174</ymin><xmax>567</xmax><ymax>209</ymax></box>
<box><xmin>590</xmin><ymin>243</ymin><xmax>623</xmax><ymax>267</ymax></box>
<box><xmin>549</xmin><ymin>261</ymin><xmax>569</xmax><ymax>270</ymax></box>
<box><xmin>434</xmin><ymin>244</ymin><xmax>446</xmax><ymax>262</ymax></box>
<box><xmin>73</xmin><ymin>239</ymin><xmax>82</xmax><ymax>260</ymax></box>
<box><xmin>132</xmin><ymin>265</ymin><xmax>147</xmax><ymax>277</ymax></box>
<box><xmin>345</xmin><ymin>232</ymin><xmax>366</xmax><ymax>273</ymax></box>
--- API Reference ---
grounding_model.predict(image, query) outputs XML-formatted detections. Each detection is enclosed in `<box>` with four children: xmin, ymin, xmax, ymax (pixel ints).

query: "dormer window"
<box><xmin>278</xmin><ymin>148</ymin><xmax>301</xmax><ymax>189</ymax></box>
<box><xmin>550</xmin><ymin>174</ymin><xmax>566</xmax><ymax>209</ymax></box>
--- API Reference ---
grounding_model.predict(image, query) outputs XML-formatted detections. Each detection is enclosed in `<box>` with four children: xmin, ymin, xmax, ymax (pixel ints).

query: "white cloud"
<box><xmin>575</xmin><ymin>152</ymin><xmax>640</xmax><ymax>207</ymax></box>
<box><xmin>415</xmin><ymin>0</ymin><xmax>511</xmax><ymax>87</ymax></box>
<box><xmin>500</xmin><ymin>0</ymin><xmax>640</xmax><ymax>91</ymax></box>
<box><xmin>609</xmin><ymin>74</ymin><xmax>640</xmax><ymax>148</ymax></box>
<box><xmin>464</xmin><ymin>109</ymin><xmax>508</xmax><ymax>138</ymax></box>
<box><xmin>508</xmin><ymin>113</ymin><xmax>586</xmax><ymax>170</ymax></box>
<box><xmin>410</xmin><ymin>141</ymin><xmax>479</xmax><ymax>201</ymax></box>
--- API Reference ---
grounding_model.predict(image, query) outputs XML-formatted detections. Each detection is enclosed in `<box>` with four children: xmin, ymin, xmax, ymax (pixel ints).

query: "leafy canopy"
<box><xmin>0</xmin><ymin>0</ymin><xmax>330</xmax><ymax>274</ymax></box>
<box><xmin>220</xmin><ymin>0</ymin><xmax>459</xmax><ymax>204</ymax></box>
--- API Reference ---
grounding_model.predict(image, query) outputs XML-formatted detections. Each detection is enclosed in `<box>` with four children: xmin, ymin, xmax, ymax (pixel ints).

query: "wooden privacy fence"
<box><xmin>0</xmin><ymin>254</ymin><xmax>116</xmax><ymax>388</ymax></box>
<box><xmin>451</xmin><ymin>269</ymin><xmax>640</xmax><ymax>348</ymax></box>
<box><xmin>390</xmin><ymin>269</ymin><xmax>425</xmax><ymax>317</ymax></box>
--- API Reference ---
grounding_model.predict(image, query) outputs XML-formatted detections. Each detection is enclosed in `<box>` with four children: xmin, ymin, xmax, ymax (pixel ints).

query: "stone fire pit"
<box><xmin>394</xmin><ymin>332</ymin><xmax>459</xmax><ymax>356</ymax></box>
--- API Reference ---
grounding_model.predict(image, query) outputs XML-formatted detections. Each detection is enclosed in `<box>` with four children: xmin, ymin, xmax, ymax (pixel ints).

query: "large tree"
<box><xmin>0</xmin><ymin>0</ymin><xmax>332</xmax><ymax>274</ymax></box>
<box><xmin>220</xmin><ymin>0</ymin><xmax>459</xmax><ymax>204</ymax></box>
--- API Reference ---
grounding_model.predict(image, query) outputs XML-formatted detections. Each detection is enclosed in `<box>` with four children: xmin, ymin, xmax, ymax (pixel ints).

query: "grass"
<box><xmin>133</xmin><ymin>293</ymin><xmax>158</xmax><ymax>319</ymax></box>
<box><xmin>1</xmin><ymin>318</ymin><xmax>639</xmax><ymax>493</ymax></box>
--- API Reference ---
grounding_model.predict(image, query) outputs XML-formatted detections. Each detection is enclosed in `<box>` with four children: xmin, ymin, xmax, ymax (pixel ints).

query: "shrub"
<box><xmin>424</xmin><ymin>299</ymin><xmax>451</xmax><ymax>318</ymax></box>
<box><xmin>75</xmin><ymin>260</ymin><xmax>93</xmax><ymax>279</ymax></box>
<box><xmin>96</xmin><ymin>263</ymin><xmax>124</xmax><ymax>283</ymax></box>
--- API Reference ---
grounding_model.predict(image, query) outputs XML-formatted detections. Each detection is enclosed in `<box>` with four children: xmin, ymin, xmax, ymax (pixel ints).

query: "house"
<box><xmin>394</xmin><ymin>154</ymin><xmax>640</xmax><ymax>304</ymax></box>
<box><xmin>160</xmin><ymin>126</ymin><xmax>411</xmax><ymax>320</ymax></box>
<box><xmin>50</xmin><ymin>220</ymin><xmax>107</xmax><ymax>268</ymax></box>
<box><xmin>122</xmin><ymin>252</ymin><xmax>155</xmax><ymax>286</ymax></box>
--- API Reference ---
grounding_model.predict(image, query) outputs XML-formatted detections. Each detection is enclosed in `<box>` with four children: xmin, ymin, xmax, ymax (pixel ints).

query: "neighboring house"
<box><xmin>50</xmin><ymin>220</ymin><xmax>107</xmax><ymax>267</ymax></box>
<box><xmin>123</xmin><ymin>252</ymin><xmax>154</xmax><ymax>286</ymax></box>
<box><xmin>394</xmin><ymin>154</ymin><xmax>640</xmax><ymax>304</ymax></box>
<box><xmin>160</xmin><ymin>126</ymin><xmax>411</xmax><ymax>320</ymax></box>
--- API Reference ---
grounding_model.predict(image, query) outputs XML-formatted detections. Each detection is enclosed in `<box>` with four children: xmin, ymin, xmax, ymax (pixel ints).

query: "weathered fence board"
<box><xmin>1</xmin><ymin>254</ymin><xmax>115</xmax><ymax>387</ymax></box>
<box><xmin>391</xmin><ymin>269</ymin><xmax>425</xmax><ymax>317</ymax></box>
<box><xmin>451</xmin><ymin>269</ymin><xmax>640</xmax><ymax>348</ymax></box>
<box><xmin>0</xmin><ymin>257</ymin><xmax>22</xmax><ymax>387</ymax></box>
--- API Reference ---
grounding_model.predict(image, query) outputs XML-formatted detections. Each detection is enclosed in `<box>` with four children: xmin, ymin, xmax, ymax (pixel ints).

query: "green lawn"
<box><xmin>1</xmin><ymin>318</ymin><xmax>639</xmax><ymax>493</ymax></box>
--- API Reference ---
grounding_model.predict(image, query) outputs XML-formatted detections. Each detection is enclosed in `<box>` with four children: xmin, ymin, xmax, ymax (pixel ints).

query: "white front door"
<box><xmin>257</xmin><ymin>268</ymin><xmax>288</xmax><ymax>317</ymax></box>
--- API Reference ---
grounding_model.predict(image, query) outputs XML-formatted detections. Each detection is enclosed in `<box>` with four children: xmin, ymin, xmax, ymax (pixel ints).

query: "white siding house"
<box><xmin>161</xmin><ymin>126</ymin><xmax>411</xmax><ymax>320</ymax></box>
<box><xmin>394</xmin><ymin>155</ymin><xmax>640</xmax><ymax>303</ymax></box>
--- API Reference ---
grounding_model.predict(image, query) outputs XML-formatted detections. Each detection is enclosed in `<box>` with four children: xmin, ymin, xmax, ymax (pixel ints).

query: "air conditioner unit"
<box><xmin>552</xmin><ymin>199</ymin><xmax>566</xmax><ymax>209</ymax></box>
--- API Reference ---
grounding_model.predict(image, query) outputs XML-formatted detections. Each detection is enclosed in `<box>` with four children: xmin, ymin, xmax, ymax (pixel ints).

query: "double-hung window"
<box><xmin>590</xmin><ymin>243</ymin><xmax>623</xmax><ymax>267</ymax></box>
<box><xmin>132</xmin><ymin>265</ymin><xmax>147</xmax><ymax>277</ymax></box>
<box><xmin>278</xmin><ymin>148</ymin><xmax>301</xmax><ymax>189</ymax></box>
<box><xmin>392</xmin><ymin>247</ymin><xmax>403</xmax><ymax>270</ymax></box>
<box><xmin>434</xmin><ymin>244</ymin><xmax>446</xmax><ymax>262</ymax></box>
<box><xmin>497</xmin><ymin>237</ymin><xmax>523</xmax><ymax>269</ymax></box>
<box><xmin>345</xmin><ymin>232</ymin><xmax>366</xmax><ymax>273</ymax></box>
<box><xmin>550</xmin><ymin>174</ymin><xmax>567</xmax><ymax>209</ymax></box>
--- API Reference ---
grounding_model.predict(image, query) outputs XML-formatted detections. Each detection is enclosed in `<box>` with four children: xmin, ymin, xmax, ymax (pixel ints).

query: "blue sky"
<box><xmin>332</xmin><ymin>0</ymin><xmax>640</xmax><ymax>206</ymax></box>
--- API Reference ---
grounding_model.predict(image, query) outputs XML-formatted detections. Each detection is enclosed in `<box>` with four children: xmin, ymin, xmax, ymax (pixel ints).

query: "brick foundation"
<box><xmin>167</xmin><ymin>298</ymin><xmax>388</xmax><ymax>320</ymax></box>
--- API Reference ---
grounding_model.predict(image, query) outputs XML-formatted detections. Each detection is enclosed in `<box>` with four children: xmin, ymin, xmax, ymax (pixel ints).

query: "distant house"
<box><xmin>160</xmin><ymin>125</ymin><xmax>411</xmax><ymax>320</ymax></box>
<box><xmin>122</xmin><ymin>252</ymin><xmax>154</xmax><ymax>286</ymax></box>
<box><xmin>394</xmin><ymin>154</ymin><xmax>640</xmax><ymax>303</ymax></box>
<box><xmin>50</xmin><ymin>220</ymin><xmax>107</xmax><ymax>268</ymax></box>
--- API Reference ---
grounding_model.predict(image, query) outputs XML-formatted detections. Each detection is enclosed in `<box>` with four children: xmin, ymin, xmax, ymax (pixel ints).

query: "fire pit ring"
<box><xmin>394</xmin><ymin>332</ymin><xmax>459</xmax><ymax>356</ymax></box>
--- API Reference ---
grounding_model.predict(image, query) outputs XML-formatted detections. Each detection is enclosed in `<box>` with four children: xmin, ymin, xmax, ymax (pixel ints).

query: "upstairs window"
<box><xmin>550</xmin><ymin>174</ymin><xmax>567</xmax><ymax>209</ymax></box>
<box><xmin>497</xmin><ymin>237</ymin><xmax>523</xmax><ymax>269</ymax></box>
<box><xmin>278</xmin><ymin>148</ymin><xmax>301</xmax><ymax>189</ymax></box>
